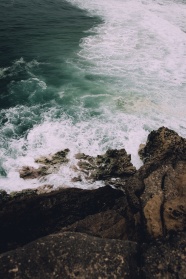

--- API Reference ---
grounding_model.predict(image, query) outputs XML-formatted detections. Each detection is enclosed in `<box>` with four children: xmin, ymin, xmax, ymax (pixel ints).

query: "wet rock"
<box><xmin>1</xmin><ymin>127</ymin><xmax>186</xmax><ymax>278</ymax></box>
<box><xmin>19</xmin><ymin>166</ymin><xmax>41</xmax><ymax>179</ymax></box>
<box><xmin>71</xmin><ymin>175</ymin><xmax>82</xmax><ymax>182</ymax></box>
<box><xmin>19</xmin><ymin>165</ymin><xmax>57</xmax><ymax>179</ymax></box>
<box><xmin>35</xmin><ymin>149</ymin><xmax>69</xmax><ymax>165</ymax></box>
<box><xmin>0</xmin><ymin>232</ymin><xmax>140</xmax><ymax>279</ymax></box>
<box><xmin>0</xmin><ymin>186</ymin><xmax>124</xmax><ymax>253</ymax></box>
<box><xmin>36</xmin><ymin>184</ymin><xmax>54</xmax><ymax>194</ymax></box>
<box><xmin>19</xmin><ymin>149</ymin><xmax>69</xmax><ymax>179</ymax></box>
<box><xmin>10</xmin><ymin>189</ymin><xmax>37</xmax><ymax>199</ymax></box>
<box><xmin>76</xmin><ymin>149</ymin><xmax>136</xmax><ymax>181</ymax></box>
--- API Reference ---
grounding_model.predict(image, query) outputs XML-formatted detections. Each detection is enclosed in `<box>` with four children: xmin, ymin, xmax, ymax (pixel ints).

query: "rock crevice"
<box><xmin>0</xmin><ymin>127</ymin><xmax>186</xmax><ymax>278</ymax></box>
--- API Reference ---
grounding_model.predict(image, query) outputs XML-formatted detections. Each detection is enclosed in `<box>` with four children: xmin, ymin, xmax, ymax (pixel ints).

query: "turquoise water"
<box><xmin>0</xmin><ymin>0</ymin><xmax>186</xmax><ymax>191</ymax></box>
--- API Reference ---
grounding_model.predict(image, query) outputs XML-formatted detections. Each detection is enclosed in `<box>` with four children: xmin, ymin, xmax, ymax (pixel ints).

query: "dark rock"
<box><xmin>0</xmin><ymin>127</ymin><xmax>186</xmax><ymax>278</ymax></box>
<box><xmin>0</xmin><ymin>186</ymin><xmax>124</xmax><ymax>253</ymax></box>
<box><xmin>61</xmin><ymin>210</ymin><xmax>129</xmax><ymax>240</ymax></box>
<box><xmin>125</xmin><ymin>174</ymin><xmax>145</xmax><ymax>213</ymax></box>
<box><xmin>141</xmin><ymin>232</ymin><xmax>186</xmax><ymax>278</ymax></box>
<box><xmin>0</xmin><ymin>190</ymin><xmax>10</xmax><ymax>206</ymax></box>
<box><xmin>10</xmin><ymin>189</ymin><xmax>37</xmax><ymax>199</ymax></box>
<box><xmin>139</xmin><ymin>126</ymin><xmax>186</xmax><ymax>164</ymax></box>
<box><xmin>19</xmin><ymin>166</ymin><xmax>41</xmax><ymax>179</ymax></box>
<box><xmin>76</xmin><ymin>148</ymin><xmax>136</xmax><ymax>181</ymax></box>
<box><xmin>0</xmin><ymin>232</ymin><xmax>140</xmax><ymax>279</ymax></box>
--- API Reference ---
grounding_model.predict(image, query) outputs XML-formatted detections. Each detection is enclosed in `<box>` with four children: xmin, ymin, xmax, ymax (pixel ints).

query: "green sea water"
<box><xmin>0</xmin><ymin>0</ymin><xmax>186</xmax><ymax>191</ymax></box>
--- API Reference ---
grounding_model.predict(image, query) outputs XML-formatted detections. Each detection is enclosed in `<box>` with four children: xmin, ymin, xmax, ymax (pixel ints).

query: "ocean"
<box><xmin>0</xmin><ymin>0</ymin><xmax>186</xmax><ymax>192</ymax></box>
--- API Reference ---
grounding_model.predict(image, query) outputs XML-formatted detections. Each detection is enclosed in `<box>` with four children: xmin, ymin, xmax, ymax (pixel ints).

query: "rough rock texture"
<box><xmin>0</xmin><ymin>186</ymin><xmax>124</xmax><ymax>253</ymax></box>
<box><xmin>19</xmin><ymin>149</ymin><xmax>69</xmax><ymax>179</ymax></box>
<box><xmin>61</xmin><ymin>210</ymin><xmax>129</xmax><ymax>240</ymax></box>
<box><xmin>139</xmin><ymin>126</ymin><xmax>186</xmax><ymax>164</ymax></box>
<box><xmin>0</xmin><ymin>232</ymin><xmax>139</xmax><ymax>279</ymax></box>
<box><xmin>75</xmin><ymin>149</ymin><xmax>136</xmax><ymax>181</ymax></box>
<box><xmin>0</xmin><ymin>127</ymin><xmax>186</xmax><ymax>278</ymax></box>
<box><xmin>142</xmin><ymin>232</ymin><xmax>186</xmax><ymax>279</ymax></box>
<box><xmin>122</xmin><ymin>127</ymin><xmax>186</xmax><ymax>278</ymax></box>
<box><xmin>123</xmin><ymin>127</ymin><xmax>186</xmax><ymax>239</ymax></box>
<box><xmin>35</xmin><ymin>149</ymin><xmax>69</xmax><ymax>165</ymax></box>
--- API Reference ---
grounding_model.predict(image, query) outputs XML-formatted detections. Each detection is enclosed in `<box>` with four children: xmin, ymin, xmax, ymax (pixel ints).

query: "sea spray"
<box><xmin>0</xmin><ymin>0</ymin><xmax>186</xmax><ymax>191</ymax></box>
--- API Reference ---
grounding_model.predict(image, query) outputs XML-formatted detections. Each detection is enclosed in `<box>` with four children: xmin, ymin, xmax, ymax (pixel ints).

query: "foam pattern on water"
<box><xmin>67</xmin><ymin>0</ymin><xmax>186</xmax><ymax>93</ymax></box>
<box><xmin>1</xmin><ymin>0</ymin><xmax>186</xmax><ymax>192</ymax></box>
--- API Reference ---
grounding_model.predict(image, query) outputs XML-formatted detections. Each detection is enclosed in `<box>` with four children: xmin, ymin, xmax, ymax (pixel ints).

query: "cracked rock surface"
<box><xmin>0</xmin><ymin>127</ymin><xmax>186</xmax><ymax>278</ymax></box>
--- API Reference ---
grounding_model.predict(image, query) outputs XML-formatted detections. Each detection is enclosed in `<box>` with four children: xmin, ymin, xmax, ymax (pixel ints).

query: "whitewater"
<box><xmin>0</xmin><ymin>0</ymin><xmax>186</xmax><ymax>192</ymax></box>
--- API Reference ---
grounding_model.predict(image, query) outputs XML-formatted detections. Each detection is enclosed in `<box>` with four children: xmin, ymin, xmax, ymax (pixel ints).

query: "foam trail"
<box><xmin>66</xmin><ymin>0</ymin><xmax>186</xmax><ymax>131</ymax></box>
<box><xmin>1</xmin><ymin>0</ymin><xmax>186</xmax><ymax>192</ymax></box>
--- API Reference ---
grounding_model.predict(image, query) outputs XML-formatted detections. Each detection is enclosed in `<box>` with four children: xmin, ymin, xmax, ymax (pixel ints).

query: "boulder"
<box><xmin>120</xmin><ymin>127</ymin><xmax>186</xmax><ymax>239</ymax></box>
<box><xmin>139</xmin><ymin>126</ymin><xmax>186</xmax><ymax>164</ymax></box>
<box><xmin>0</xmin><ymin>232</ymin><xmax>140</xmax><ymax>279</ymax></box>
<box><xmin>0</xmin><ymin>186</ymin><xmax>124</xmax><ymax>253</ymax></box>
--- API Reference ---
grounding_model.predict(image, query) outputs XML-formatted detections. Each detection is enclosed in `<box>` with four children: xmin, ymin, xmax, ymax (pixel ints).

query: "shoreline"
<box><xmin>0</xmin><ymin>126</ymin><xmax>186</xmax><ymax>278</ymax></box>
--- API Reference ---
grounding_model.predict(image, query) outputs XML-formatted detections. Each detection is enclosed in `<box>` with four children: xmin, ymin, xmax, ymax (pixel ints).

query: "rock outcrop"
<box><xmin>0</xmin><ymin>127</ymin><xmax>186</xmax><ymax>278</ymax></box>
<box><xmin>138</xmin><ymin>127</ymin><xmax>186</xmax><ymax>239</ymax></box>
<box><xmin>0</xmin><ymin>232</ymin><xmax>139</xmax><ymax>279</ymax></box>
<box><xmin>0</xmin><ymin>186</ymin><xmax>125</xmax><ymax>253</ymax></box>
<box><xmin>19</xmin><ymin>149</ymin><xmax>69</xmax><ymax>179</ymax></box>
<box><xmin>75</xmin><ymin>148</ymin><xmax>136</xmax><ymax>181</ymax></box>
<box><xmin>19</xmin><ymin>148</ymin><xmax>136</xmax><ymax>183</ymax></box>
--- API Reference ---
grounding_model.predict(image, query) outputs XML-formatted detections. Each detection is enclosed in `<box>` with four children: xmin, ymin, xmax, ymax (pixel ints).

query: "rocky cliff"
<box><xmin>0</xmin><ymin>127</ymin><xmax>185</xmax><ymax>278</ymax></box>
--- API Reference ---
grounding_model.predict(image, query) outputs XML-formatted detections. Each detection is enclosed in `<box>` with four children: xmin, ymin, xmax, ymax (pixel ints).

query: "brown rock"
<box><xmin>0</xmin><ymin>186</ymin><xmax>124</xmax><ymax>253</ymax></box>
<box><xmin>139</xmin><ymin>126</ymin><xmax>186</xmax><ymax>164</ymax></box>
<box><xmin>76</xmin><ymin>149</ymin><xmax>136</xmax><ymax>181</ymax></box>
<box><xmin>35</xmin><ymin>149</ymin><xmax>69</xmax><ymax>165</ymax></box>
<box><xmin>61</xmin><ymin>210</ymin><xmax>128</xmax><ymax>240</ymax></box>
<box><xmin>143</xmin><ymin>193</ymin><xmax>163</xmax><ymax>238</ymax></box>
<box><xmin>0</xmin><ymin>232</ymin><xmax>139</xmax><ymax>279</ymax></box>
<box><xmin>19</xmin><ymin>149</ymin><xmax>70</xmax><ymax>179</ymax></box>
<box><xmin>141</xmin><ymin>232</ymin><xmax>186</xmax><ymax>278</ymax></box>
<box><xmin>137</xmin><ymin>127</ymin><xmax>186</xmax><ymax>239</ymax></box>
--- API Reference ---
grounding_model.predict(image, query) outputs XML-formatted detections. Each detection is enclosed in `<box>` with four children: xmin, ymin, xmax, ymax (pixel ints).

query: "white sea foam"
<box><xmin>1</xmin><ymin>102</ymin><xmax>185</xmax><ymax>192</ymax></box>
<box><xmin>1</xmin><ymin>0</ymin><xmax>186</xmax><ymax>192</ymax></box>
<box><xmin>66</xmin><ymin>0</ymin><xmax>186</xmax><ymax>129</ymax></box>
<box><xmin>0</xmin><ymin>108</ymin><xmax>146</xmax><ymax>192</ymax></box>
<box><xmin>0</xmin><ymin>58</ymin><xmax>47</xmax><ymax>79</ymax></box>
